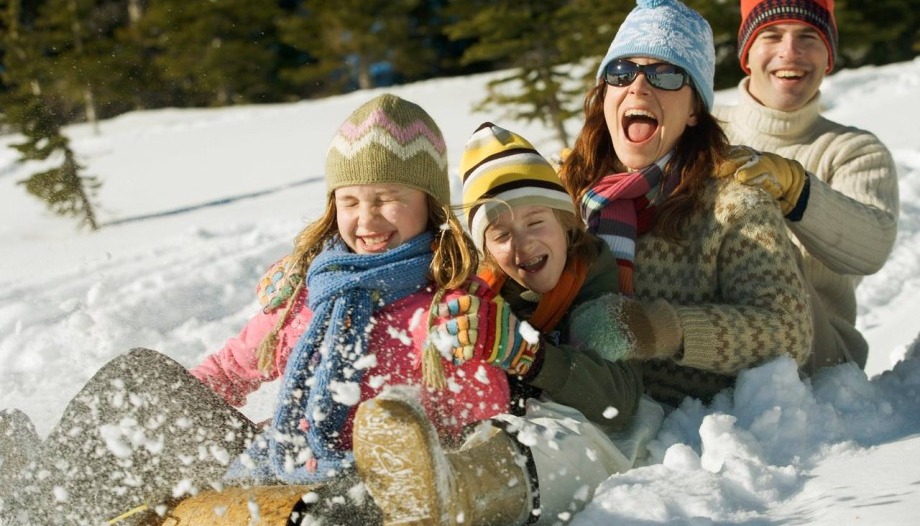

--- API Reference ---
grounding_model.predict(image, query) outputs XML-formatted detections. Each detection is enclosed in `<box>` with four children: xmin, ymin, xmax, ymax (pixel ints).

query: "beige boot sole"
<box><xmin>353</xmin><ymin>396</ymin><xmax>451</xmax><ymax>525</ymax></box>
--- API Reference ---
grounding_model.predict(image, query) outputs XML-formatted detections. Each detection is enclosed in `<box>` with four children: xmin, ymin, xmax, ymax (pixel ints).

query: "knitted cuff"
<box><xmin>507</xmin><ymin>338</ymin><xmax>541</xmax><ymax>376</ymax></box>
<box><xmin>520</xmin><ymin>340</ymin><xmax>546</xmax><ymax>380</ymax></box>
<box><xmin>644</xmin><ymin>299</ymin><xmax>683</xmax><ymax>358</ymax></box>
<box><xmin>785</xmin><ymin>173</ymin><xmax>811</xmax><ymax>222</ymax></box>
<box><xmin>626</xmin><ymin>300</ymin><xmax>682</xmax><ymax>359</ymax></box>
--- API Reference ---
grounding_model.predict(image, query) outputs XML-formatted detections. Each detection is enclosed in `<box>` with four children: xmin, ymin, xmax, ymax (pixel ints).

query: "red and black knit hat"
<box><xmin>737</xmin><ymin>0</ymin><xmax>838</xmax><ymax>74</ymax></box>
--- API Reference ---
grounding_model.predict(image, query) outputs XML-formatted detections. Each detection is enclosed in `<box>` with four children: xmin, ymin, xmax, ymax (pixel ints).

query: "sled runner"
<box><xmin>109</xmin><ymin>482</ymin><xmax>382</xmax><ymax>526</ymax></box>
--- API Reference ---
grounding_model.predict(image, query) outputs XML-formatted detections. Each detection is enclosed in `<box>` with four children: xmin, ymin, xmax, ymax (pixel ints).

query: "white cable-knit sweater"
<box><xmin>713</xmin><ymin>78</ymin><xmax>899</xmax><ymax>367</ymax></box>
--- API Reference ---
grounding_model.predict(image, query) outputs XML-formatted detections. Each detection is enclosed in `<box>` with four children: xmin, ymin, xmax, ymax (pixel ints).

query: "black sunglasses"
<box><xmin>603</xmin><ymin>59</ymin><xmax>691</xmax><ymax>91</ymax></box>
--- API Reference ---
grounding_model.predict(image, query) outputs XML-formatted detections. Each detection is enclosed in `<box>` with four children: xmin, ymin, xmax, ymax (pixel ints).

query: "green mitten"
<box><xmin>570</xmin><ymin>294</ymin><xmax>683</xmax><ymax>361</ymax></box>
<box><xmin>569</xmin><ymin>294</ymin><xmax>634</xmax><ymax>362</ymax></box>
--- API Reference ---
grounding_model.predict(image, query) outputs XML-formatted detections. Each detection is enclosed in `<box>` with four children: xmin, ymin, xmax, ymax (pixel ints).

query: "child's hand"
<box><xmin>476</xmin><ymin>296</ymin><xmax>541</xmax><ymax>376</ymax></box>
<box><xmin>429</xmin><ymin>280</ymin><xmax>540</xmax><ymax>376</ymax></box>
<box><xmin>430</xmin><ymin>292</ymin><xmax>483</xmax><ymax>362</ymax></box>
<box><xmin>429</xmin><ymin>277</ymin><xmax>492</xmax><ymax>359</ymax></box>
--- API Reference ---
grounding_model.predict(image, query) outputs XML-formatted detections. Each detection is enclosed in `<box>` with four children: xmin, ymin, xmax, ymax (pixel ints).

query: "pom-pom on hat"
<box><xmin>459</xmin><ymin>122</ymin><xmax>576</xmax><ymax>251</ymax></box>
<box><xmin>596</xmin><ymin>0</ymin><xmax>715</xmax><ymax>110</ymax></box>
<box><xmin>325</xmin><ymin>93</ymin><xmax>450</xmax><ymax>205</ymax></box>
<box><xmin>737</xmin><ymin>0</ymin><xmax>838</xmax><ymax>74</ymax></box>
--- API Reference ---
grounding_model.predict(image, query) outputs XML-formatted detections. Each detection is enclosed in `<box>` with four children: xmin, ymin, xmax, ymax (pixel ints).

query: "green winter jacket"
<box><xmin>500</xmin><ymin>236</ymin><xmax>642</xmax><ymax>434</ymax></box>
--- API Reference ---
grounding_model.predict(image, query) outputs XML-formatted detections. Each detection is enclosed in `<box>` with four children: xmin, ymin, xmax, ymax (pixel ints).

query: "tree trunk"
<box><xmin>127</xmin><ymin>0</ymin><xmax>143</xmax><ymax>24</ymax></box>
<box><xmin>84</xmin><ymin>85</ymin><xmax>100</xmax><ymax>135</ymax></box>
<box><xmin>537</xmin><ymin>67</ymin><xmax>569</xmax><ymax>146</ymax></box>
<box><xmin>357</xmin><ymin>58</ymin><xmax>373</xmax><ymax>90</ymax></box>
<box><xmin>64</xmin><ymin>148</ymin><xmax>99</xmax><ymax>230</ymax></box>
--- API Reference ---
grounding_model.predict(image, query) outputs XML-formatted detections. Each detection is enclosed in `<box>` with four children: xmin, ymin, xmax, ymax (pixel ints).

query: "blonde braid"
<box><xmin>256</xmin><ymin>276</ymin><xmax>305</xmax><ymax>375</ymax></box>
<box><xmin>255</xmin><ymin>198</ymin><xmax>337</xmax><ymax>375</ymax></box>
<box><xmin>422</xmin><ymin>201</ymin><xmax>480</xmax><ymax>389</ymax></box>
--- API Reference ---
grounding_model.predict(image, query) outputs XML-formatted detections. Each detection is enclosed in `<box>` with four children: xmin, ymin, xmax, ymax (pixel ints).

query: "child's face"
<box><xmin>484</xmin><ymin>205</ymin><xmax>568</xmax><ymax>294</ymax></box>
<box><xmin>334</xmin><ymin>184</ymin><xmax>429</xmax><ymax>254</ymax></box>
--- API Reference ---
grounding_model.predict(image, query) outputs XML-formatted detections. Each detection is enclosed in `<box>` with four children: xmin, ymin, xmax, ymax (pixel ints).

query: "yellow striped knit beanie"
<box><xmin>459</xmin><ymin>122</ymin><xmax>576</xmax><ymax>250</ymax></box>
<box><xmin>326</xmin><ymin>94</ymin><xmax>450</xmax><ymax>205</ymax></box>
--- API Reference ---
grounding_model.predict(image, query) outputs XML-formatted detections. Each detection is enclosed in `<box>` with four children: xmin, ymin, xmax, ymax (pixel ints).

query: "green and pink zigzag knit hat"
<box><xmin>325</xmin><ymin>94</ymin><xmax>450</xmax><ymax>205</ymax></box>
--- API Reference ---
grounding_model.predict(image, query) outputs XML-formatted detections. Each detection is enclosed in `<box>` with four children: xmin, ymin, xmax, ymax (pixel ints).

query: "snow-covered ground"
<box><xmin>1</xmin><ymin>58</ymin><xmax>919</xmax><ymax>524</ymax></box>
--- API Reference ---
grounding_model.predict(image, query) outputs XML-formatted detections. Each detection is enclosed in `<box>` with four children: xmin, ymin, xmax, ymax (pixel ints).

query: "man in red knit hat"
<box><xmin>714</xmin><ymin>0</ymin><xmax>899</xmax><ymax>372</ymax></box>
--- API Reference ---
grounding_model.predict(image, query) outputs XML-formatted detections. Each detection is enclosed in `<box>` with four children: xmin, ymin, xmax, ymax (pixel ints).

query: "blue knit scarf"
<box><xmin>226</xmin><ymin>232</ymin><xmax>433</xmax><ymax>484</ymax></box>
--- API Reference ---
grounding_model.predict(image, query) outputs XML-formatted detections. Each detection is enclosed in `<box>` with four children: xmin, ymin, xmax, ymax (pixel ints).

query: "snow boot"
<box><xmin>12</xmin><ymin>348</ymin><xmax>260</xmax><ymax>526</ymax></box>
<box><xmin>353</xmin><ymin>393</ymin><xmax>534</xmax><ymax>526</ymax></box>
<box><xmin>159</xmin><ymin>476</ymin><xmax>382</xmax><ymax>525</ymax></box>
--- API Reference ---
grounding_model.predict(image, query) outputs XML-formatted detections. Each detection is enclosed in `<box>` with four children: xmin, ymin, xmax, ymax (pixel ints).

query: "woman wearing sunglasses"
<box><xmin>560</xmin><ymin>0</ymin><xmax>814</xmax><ymax>408</ymax></box>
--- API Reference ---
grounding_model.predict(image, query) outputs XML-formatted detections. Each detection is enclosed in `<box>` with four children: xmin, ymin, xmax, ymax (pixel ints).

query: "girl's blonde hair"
<box><xmin>256</xmin><ymin>193</ymin><xmax>478</xmax><ymax>373</ymax></box>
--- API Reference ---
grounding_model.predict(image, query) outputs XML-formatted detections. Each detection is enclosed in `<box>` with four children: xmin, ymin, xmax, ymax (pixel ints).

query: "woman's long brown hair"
<box><xmin>558</xmin><ymin>81</ymin><xmax>732</xmax><ymax>240</ymax></box>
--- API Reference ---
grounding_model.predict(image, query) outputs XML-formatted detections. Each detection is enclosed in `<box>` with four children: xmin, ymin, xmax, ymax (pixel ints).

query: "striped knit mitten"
<box><xmin>429</xmin><ymin>278</ymin><xmax>493</xmax><ymax>363</ymax></box>
<box><xmin>431</xmin><ymin>286</ymin><xmax>540</xmax><ymax>376</ymax></box>
<box><xmin>476</xmin><ymin>296</ymin><xmax>541</xmax><ymax>376</ymax></box>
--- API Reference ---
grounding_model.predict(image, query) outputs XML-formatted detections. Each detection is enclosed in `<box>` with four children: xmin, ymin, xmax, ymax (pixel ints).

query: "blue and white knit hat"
<box><xmin>596</xmin><ymin>0</ymin><xmax>715</xmax><ymax>110</ymax></box>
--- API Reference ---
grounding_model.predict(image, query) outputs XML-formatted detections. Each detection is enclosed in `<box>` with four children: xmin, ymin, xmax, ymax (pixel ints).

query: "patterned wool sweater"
<box><xmin>713</xmin><ymin>79</ymin><xmax>899</xmax><ymax>367</ymax></box>
<box><xmin>636</xmin><ymin>176</ymin><xmax>813</xmax><ymax>405</ymax></box>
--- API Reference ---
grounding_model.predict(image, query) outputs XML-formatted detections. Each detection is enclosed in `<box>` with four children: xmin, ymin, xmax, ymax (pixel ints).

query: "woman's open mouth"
<box><xmin>623</xmin><ymin>108</ymin><xmax>659</xmax><ymax>143</ymax></box>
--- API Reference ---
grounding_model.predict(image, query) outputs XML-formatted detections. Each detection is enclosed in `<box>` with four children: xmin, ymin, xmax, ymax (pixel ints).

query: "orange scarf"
<box><xmin>478</xmin><ymin>255</ymin><xmax>589</xmax><ymax>333</ymax></box>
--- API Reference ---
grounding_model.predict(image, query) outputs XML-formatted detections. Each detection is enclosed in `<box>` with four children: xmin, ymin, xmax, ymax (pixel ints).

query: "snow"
<box><xmin>2</xmin><ymin>58</ymin><xmax>920</xmax><ymax>523</ymax></box>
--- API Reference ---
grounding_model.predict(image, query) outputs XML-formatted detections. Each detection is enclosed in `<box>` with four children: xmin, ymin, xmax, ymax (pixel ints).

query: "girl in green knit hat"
<box><xmin>0</xmin><ymin>94</ymin><xmax>511</xmax><ymax>526</ymax></box>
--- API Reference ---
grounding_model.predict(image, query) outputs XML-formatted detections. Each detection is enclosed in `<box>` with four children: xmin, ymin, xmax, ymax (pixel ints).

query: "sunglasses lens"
<box><xmin>604</xmin><ymin>60</ymin><xmax>638</xmax><ymax>87</ymax></box>
<box><xmin>604</xmin><ymin>60</ymin><xmax>689</xmax><ymax>91</ymax></box>
<box><xmin>647</xmin><ymin>64</ymin><xmax>688</xmax><ymax>90</ymax></box>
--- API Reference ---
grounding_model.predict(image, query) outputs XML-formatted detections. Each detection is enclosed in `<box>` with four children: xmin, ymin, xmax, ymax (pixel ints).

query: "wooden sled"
<box><xmin>110</xmin><ymin>482</ymin><xmax>381</xmax><ymax>525</ymax></box>
<box><xmin>156</xmin><ymin>485</ymin><xmax>319</xmax><ymax>525</ymax></box>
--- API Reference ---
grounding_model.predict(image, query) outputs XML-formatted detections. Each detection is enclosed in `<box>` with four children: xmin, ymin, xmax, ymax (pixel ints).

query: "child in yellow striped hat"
<box><xmin>354</xmin><ymin>122</ymin><xmax>664</xmax><ymax>525</ymax></box>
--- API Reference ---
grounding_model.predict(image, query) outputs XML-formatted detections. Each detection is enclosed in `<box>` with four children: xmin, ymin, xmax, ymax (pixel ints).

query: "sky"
<box><xmin>1</xmin><ymin>57</ymin><xmax>919</xmax><ymax>524</ymax></box>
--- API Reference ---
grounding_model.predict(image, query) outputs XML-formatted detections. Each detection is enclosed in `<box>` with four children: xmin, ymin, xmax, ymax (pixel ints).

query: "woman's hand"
<box><xmin>570</xmin><ymin>294</ymin><xmax>683</xmax><ymax>362</ymax></box>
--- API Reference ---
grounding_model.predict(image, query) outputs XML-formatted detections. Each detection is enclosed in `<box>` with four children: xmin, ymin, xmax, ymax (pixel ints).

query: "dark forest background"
<box><xmin>1</xmin><ymin>0</ymin><xmax>917</xmax><ymax>229</ymax></box>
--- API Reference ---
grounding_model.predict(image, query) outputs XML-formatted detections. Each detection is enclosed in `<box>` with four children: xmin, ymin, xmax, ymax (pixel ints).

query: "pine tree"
<box><xmin>29</xmin><ymin>0</ymin><xmax>126</xmax><ymax>132</ymax></box>
<box><xmin>136</xmin><ymin>0</ymin><xmax>283</xmax><ymax>106</ymax></box>
<box><xmin>278</xmin><ymin>0</ymin><xmax>435</xmax><ymax>95</ymax></box>
<box><xmin>14</xmin><ymin>114</ymin><xmax>101</xmax><ymax>230</ymax></box>
<box><xmin>836</xmin><ymin>0</ymin><xmax>920</xmax><ymax>67</ymax></box>
<box><xmin>1</xmin><ymin>0</ymin><xmax>101</xmax><ymax>230</ymax></box>
<box><xmin>445</xmin><ymin>0</ymin><xmax>626</xmax><ymax>146</ymax></box>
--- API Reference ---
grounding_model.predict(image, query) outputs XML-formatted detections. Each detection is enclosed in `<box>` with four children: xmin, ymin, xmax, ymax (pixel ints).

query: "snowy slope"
<box><xmin>1</xmin><ymin>58</ymin><xmax>919</xmax><ymax>524</ymax></box>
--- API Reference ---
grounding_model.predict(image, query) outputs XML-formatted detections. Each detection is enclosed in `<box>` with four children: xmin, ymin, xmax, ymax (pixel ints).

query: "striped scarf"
<box><xmin>227</xmin><ymin>233</ymin><xmax>433</xmax><ymax>484</ymax></box>
<box><xmin>580</xmin><ymin>154</ymin><xmax>675</xmax><ymax>296</ymax></box>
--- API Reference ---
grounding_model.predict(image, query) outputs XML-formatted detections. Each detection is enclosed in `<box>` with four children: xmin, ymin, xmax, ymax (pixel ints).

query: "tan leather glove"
<box><xmin>728</xmin><ymin>147</ymin><xmax>809</xmax><ymax>217</ymax></box>
<box><xmin>716</xmin><ymin>145</ymin><xmax>759</xmax><ymax>178</ymax></box>
<box><xmin>548</xmin><ymin>147</ymin><xmax>572</xmax><ymax>172</ymax></box>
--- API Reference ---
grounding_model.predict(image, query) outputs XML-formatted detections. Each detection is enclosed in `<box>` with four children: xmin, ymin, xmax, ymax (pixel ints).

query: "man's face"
<box><xmin>745</xmin><ymin>23</ymin><xmax>829</xmax><ymax>112</ymax></box>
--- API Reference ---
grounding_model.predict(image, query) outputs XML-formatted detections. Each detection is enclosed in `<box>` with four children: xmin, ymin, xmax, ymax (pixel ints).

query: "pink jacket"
<box><xmin>191</xmin><ymin>285</ymin><xmax>510</xmax><ymax>442</ymax></box>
